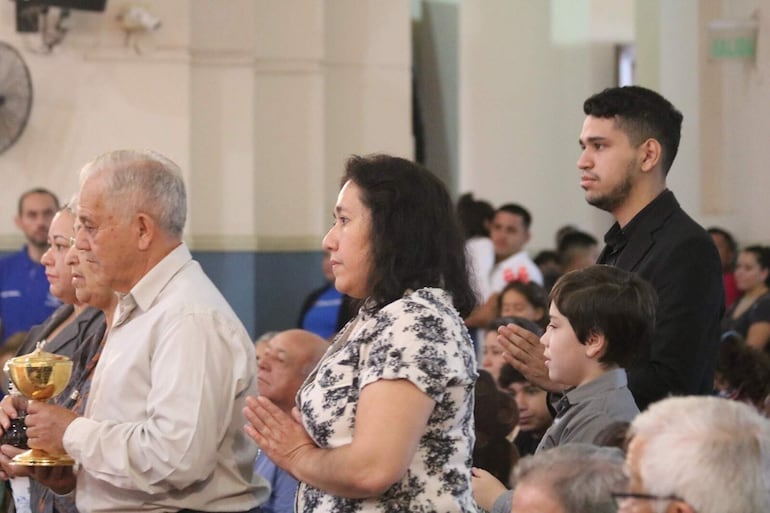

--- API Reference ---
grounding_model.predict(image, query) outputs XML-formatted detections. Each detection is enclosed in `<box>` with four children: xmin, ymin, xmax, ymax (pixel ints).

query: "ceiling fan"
<box><xmin>0</xmin><ymin>41</ymin><xmax>33</xmax><ymax>154</ymax></box>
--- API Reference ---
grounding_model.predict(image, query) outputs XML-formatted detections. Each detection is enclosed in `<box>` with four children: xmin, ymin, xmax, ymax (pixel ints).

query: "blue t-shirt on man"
<box><xmin>254</xmin><ymin>451</ymin><xmax>298</xmax><ymax>513</ymax></box>
<box><xmin>0</xmin><ymin>246</ymin><xmax>60</xmax><ymax>344</ymax></box>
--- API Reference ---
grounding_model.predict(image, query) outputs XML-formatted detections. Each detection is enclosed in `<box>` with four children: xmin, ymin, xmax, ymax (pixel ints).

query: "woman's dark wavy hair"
<box><xmin>342</xmin><ymin>154</ymin><xmax>477</xmax><ymax>317</ymax></box>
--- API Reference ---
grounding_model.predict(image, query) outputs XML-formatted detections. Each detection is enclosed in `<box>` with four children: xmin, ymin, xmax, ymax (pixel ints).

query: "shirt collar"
<box><xmin>558</xmin><ymin>368</ymin><xmax>629</xmax><ymax>415</ymax></box>
<box><xmin>127</xmin><ymin>242</ymin><xmax>191</xmax><ymax>314</ymax></box>
<box><xmin>605</xmin><ymin>189</ymin><xmax>676</xmax><ymax>237</ymax></box>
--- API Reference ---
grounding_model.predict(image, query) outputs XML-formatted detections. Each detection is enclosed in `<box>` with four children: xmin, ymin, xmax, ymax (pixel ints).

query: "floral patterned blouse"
<box><xmin>296</xmin><ymin>287</ymin><xmax>479</xmax><ymax>513</ymax></box>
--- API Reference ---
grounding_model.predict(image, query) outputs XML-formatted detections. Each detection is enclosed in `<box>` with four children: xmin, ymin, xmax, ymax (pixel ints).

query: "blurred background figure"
<box><xmin>255</xmin><ymin>331</ymin><xmax>278</xmax><ymax>360</ymax></box>
<box><xmin>482</xmin><ymin>317</ymin><xmax>543</xmax><ymax>385</ymax></box>
<box><xmin>498</xmin><ymin>364</ymin><xmax>553</xmax><ymax>457</ymax></box>
<box><xmin>472</xmin><ymin>370</ymin><xmax>519</xmax><ymax>487</ymax></box>
<box><xmin>296</xmin><ymin>251</ymin><xmax>355</xmax><ymax>340</ymax></box>
<box><xmin>721</xmin><ymin>245</ymin><xmax>770</xmax><ymax>352</ymax></box>
<box><xmin>715</xmin><ymin>332</ymin><xmax>770</xmax><ymax>414</ymax></box>
<box><xmin>534</xmin><ymin>249</ymin><xmax>561</xmax><ymax>293</ymax></box>
<box><xmin>254</xmin><ymin>329</ymin><xmax>328</xmax><ymax>513</ymax></box>
<box><xmin>457</xmin><ymin>192</ymin><xmax>495</xmax><ymax>303</ymax></box>
<box><xmin>496</xmin><ymin>281</ymin><xmax>548</xmax><ymax>330</ymax></box>
<box><xmin>557</xmin><ymin>230</ymin><xmax>599</xmax><ymax>274</ymax></box>
<box><xmin>0</xmin><ymin>189</ymin><xmax>61</xmax><ymax>345</ymax></box>
<box><xmin>708</xmin><ymin>226</ymin><xmax>740</xmax><ymax>310</ymax></box>
<box><xmin>254</xmin><ymin>331</ymin><xmax>278</xmax><ymax>376</ymax></box>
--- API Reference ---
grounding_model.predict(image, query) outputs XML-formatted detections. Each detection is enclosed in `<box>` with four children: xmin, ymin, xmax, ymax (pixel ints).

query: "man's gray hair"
<box><xmin>630</xmin><ymin>396</ymin><xmax>770</xmax><ymax>513</ymax></box>
<box><xmin>79</xmin><ymin>149</ymin><xmax>187</xmax><ymax>238</ymax></box>
<box><xmin>513</xmin><ymin>444</ymin><xmax>626</xmax><ymax>513</ymax></box>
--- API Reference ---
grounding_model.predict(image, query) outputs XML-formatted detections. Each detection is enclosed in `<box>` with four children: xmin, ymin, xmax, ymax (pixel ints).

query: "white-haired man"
<box><xmin>513</xmin><ymin>444</ymin><xmax>626</xmax><ymax>513</ymax></box>
<box><xmin>23</xmin><ymin>150</ymin><xmax>269</xmax><ymax>512</ymax></box>
<box><xmin>616</xmin><ymin>396</ymin><xmax>770</xmax><ymax>513</ymax></box>
<box><xmin>475</xmin><ymin>443</ymin><xmax>626</xmax><ymax>513</ymax></box>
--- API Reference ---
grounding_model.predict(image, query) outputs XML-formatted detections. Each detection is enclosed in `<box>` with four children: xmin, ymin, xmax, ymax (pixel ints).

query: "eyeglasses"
<box><xmin>611</xmin><ymin>492</ymin><xmax>686</xmax><ymax>508</ymax></box>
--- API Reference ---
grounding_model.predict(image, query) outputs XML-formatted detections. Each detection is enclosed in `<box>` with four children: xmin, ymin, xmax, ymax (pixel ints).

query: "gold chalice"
<box><xmin>4</xmin><ymin>343</ymin><xmax>74</xmax><ymax>466</ymax></box>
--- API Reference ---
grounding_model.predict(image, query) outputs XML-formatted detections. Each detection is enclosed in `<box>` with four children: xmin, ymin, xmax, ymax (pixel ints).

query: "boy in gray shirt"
<box><xmin>536</xmin><ymin>264</ymin><xmax>652</xmax><ymax>451</ymax></box>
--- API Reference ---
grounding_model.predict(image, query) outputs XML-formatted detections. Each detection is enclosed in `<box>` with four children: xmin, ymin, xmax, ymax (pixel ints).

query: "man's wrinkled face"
<box><xmin>257</xmin><ymin>334</ymin><xmax>312</xmax><ymax>411</ymax></box>
<box><xmin>75</xmin><ymin>173</ymin><xmax>138</xmax><ymax>293</ymax></box>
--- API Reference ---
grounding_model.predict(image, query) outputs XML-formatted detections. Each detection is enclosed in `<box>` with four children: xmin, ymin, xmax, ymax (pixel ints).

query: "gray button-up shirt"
<box><xmin>536</xmin><ymin>368</ymin><xmax>639</xmax><ymax>452</ymax></box>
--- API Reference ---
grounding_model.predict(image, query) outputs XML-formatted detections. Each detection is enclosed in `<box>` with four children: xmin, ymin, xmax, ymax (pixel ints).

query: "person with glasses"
<box><xmin>615</xmin><ymin>395</ymin><xmax>770</xmax><ymax>513</ymax></box>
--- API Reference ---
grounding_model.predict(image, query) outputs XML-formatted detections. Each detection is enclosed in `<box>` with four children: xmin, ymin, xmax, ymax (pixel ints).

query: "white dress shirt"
<box><xmin>63</xmin><ymin>243</ymin><xmax>268</xmax><ymax>513</ymax></box>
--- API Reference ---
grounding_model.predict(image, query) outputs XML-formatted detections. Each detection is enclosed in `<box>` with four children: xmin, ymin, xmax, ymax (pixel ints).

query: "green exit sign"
<box><xmin>711</xmin><ymin>36</ymin><xmax>756</xmax><ymax>59</ymax></box>
<box><xmin>708</xmin><ymin>18</ymin><xmax>758</xmax><ymax>60</ymax></box>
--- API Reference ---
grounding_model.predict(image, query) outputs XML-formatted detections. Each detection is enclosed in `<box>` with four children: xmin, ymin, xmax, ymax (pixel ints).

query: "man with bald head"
<box><xmin>23</xmin><ymin>150</ymin><xmax>268</xmax><ymax>512</ymax></box>
<box><xmin>255</xmin><ymin>329</ymin><xmax>328</xmax><ymax>513</ymax></box>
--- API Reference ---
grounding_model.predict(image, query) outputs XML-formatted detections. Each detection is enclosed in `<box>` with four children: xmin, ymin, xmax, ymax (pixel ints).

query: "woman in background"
<box><xmin>722</xmin><ymin>245</ymin><xmax>770</xmax><ymax>352</ymax></box>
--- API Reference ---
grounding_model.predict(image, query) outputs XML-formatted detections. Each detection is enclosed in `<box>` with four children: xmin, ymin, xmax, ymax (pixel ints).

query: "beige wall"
<box><xmin>0</xmin><ymin>0</ymin><xmax>412</xmax><ymax>251</ymax></box>
<box><xmin>1</xmin><ymin>0</ymin><xmax>767</xmax><ymax>253</ymax></box>
<box><xmin>459</xmin><ymin>0</ymin><xmax>770</xmax><ymax>252</ymax></box>
<box><xmin>459</xmin><ymin>0</ymin><xmax>618</xmax><ymax>251</ymax></box>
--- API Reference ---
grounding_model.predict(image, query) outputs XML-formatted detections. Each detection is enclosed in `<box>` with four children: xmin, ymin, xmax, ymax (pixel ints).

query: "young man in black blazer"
<box><xmin>496</xmin><ymin>86</ymin><xmax>723</xmax><ymax>411</ymax></box>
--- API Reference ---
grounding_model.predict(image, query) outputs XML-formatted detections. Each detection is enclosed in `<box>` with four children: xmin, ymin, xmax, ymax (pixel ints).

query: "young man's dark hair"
<box><xmin>496</xmin><ymin>203</ymin><xmax>532</xmax><ymax>230</ymax></box>
<box><xmin>583</xmin><ymin>85</ymin><xmax>684</xmax><ymax>175</ymax></box>
<box><xmin>557</xmin><ymin>230</ymin><xmax>597</xmax><ymax>258</ymax></box>
<box><xmin>17</xmin><ymin>187</ymin><xmax>59</xmax><ymax>215</ymax></box>
<box><xmin>549</xmin><ymin>265</ymin><xmax>658</xmax><ymax>369</ymax></box>
<box><xmin>557</xmin><ymin>230</ymin><xmax>598</xmax><ymax>270</ymax></box>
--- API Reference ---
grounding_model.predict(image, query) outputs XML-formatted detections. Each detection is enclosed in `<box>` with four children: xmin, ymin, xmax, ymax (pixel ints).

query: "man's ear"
<box><xmin>639</xmin><ymin>138</ymin><xmax>662</xmax><ymax>173</ymax></box>
<box><xmin>585</xmin><ymin>330</ymin><xmax>606</xmax><ymax>359</ymax></box>
<box><xmin>14</xmin><ymin>215</ymin><xmax>22</xmax><ymax>231</ymax></box>
<box><xmin>136</xmin><ymin>213</ymin><xmax>154</xmax><ymax>251</ymax></box>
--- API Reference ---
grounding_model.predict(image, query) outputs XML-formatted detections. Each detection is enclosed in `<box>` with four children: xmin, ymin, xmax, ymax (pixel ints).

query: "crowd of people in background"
<box><xmin>0</xmin><ymin>85</ymin><xmax>766</xmax><ymax>513</ymax></box>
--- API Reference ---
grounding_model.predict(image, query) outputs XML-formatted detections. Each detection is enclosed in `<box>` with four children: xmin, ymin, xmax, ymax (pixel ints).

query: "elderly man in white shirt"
<box><xmin>21</xmin><ymin>149</ymin><xmax>268</xmax><ymax>513</ymax></box>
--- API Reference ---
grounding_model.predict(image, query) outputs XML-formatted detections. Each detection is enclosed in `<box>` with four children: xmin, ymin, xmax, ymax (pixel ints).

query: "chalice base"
<box><xmin>12</xmin><ymin>448</ymin><xmax>74</xmax><ymax>466</ymax></box>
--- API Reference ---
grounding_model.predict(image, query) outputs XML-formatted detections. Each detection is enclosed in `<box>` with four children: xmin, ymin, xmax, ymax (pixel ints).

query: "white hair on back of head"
<box><xmin>513</xmin><ymin>444</ymin><xmax>626</xmax><ymax>513</ymax></box>
<box><xmin>79</xmin><ymin>149</ymin><xmax>187</xmax><ymax>238</ymax></box>
<box><xmin>630</xmin><ymin>396</ymin><xmax>770</xmax><ymax>513</ymax></box>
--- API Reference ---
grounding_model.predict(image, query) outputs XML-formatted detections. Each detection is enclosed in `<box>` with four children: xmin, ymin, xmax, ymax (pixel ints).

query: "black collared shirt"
<box><xmin>599</xmin><ymin>189</ymin><xmax>674</xmax><ymax>266</ymax></box>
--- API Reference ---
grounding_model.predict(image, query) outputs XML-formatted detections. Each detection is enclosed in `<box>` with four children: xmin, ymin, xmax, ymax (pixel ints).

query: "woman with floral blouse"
<box><xmin>244</xmin><ymin>154</ymin><xmax>479</xmax><ymax>513</ymax></box>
